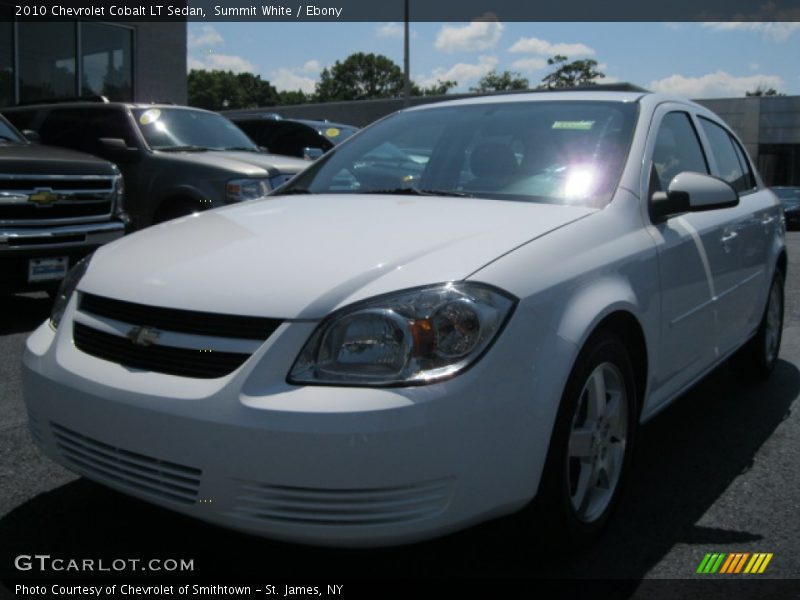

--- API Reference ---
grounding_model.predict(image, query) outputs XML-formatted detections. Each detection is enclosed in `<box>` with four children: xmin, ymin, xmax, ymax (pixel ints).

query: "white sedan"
<box><xmin>22</xmin><ymin>90</ymin><xmax>786</xmax><ymax>547</ymax></box>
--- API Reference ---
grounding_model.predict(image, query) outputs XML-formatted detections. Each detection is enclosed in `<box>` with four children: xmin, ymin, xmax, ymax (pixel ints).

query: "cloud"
<box><xmin>416</xmin><ymin>55</ymin><xmax>498</xmax><ymax>89</ymax></box>
<box><xmin>188</xmin><ymin>25</ymin><xmax>223</xmax><ymax>49</ymax></box>
<box><xmin>508</xmin><ymin>36</ymin><xmax>595</xmax><ymax>57</ymax></box>
<box><xmin>511</xmin><ymin>57</ymin><xmax>548</xmax><ymax>72</ymax></box>
<box><xmin>188</xmin><ymin>53</ymin><xmax>256</xmax><ymax>74</ymax></box>
<box><xmin>435</xmin><ymin>13</ymin><xmax>504</xmax><ymax>53</ymax></box>
<box><xmin>649</xmin><ymin>70</ymin><xmax>783</xmax><ymax>98</ymax></box>
<box><xmin>376</xmin><ymin>22</ymin><xmax>416</xmax><ymax>40</ymax></box>
<box><xmin>270</xmin><ymin>61</ymin><xmax>322</xmax><ymax>93</ymax></box>
<box><xmin>701</xmin><ymin>21</ymin><xmax>800</xmax><ymax>42</ymax></box>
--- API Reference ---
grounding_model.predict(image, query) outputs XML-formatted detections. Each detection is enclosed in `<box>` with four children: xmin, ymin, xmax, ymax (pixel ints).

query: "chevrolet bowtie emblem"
<box><xmin>28</xmin><ymin>188</ymin><xmax>59</xmax><ymax>205</ymax></box>
<box><xmin>126</xmin><ymin>325</ymin><xmax>160</xmax><ymax>347</ymax></box>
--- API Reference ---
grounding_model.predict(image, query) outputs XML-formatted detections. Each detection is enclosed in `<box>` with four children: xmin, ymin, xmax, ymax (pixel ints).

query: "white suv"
<box><xmin>22</xmin><ymin>90</ymin><xmax>786</xmax><ymax>547</ymax></box>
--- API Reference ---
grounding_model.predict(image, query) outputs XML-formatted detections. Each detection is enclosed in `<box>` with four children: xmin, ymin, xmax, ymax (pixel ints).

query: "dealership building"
<box><xmin>0</xmin><ymin>20</ymin><xmax>798</xmax><ymax>186</ymax></box>
<box><xmin>0</xmin><ymin>20</ymin><xmax>186</xmax><ymax>107</ymax></box>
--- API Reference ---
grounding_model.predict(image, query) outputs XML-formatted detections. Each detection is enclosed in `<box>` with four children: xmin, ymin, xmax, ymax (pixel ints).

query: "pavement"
<box><xmin>0</xmin><ymin>233</ymin><xmax>798</xmax><ymax>592</ymax></box>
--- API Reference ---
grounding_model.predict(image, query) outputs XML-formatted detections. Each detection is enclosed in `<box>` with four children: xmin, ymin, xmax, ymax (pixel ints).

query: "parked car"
<box><xmin>2</xmin><ymin>101</ymin><xmax>309</xmax><ymax>231</ymax></box>
<box><xmin>771</xmin><ymin>186</ymin><xmax>800</xmax><ymax>230</ymax></box>
<box><xmin>0</xmin><ymin>113</ymin><xmax>126</xmax><ymax>294</ymax></box>
<box><xmin>226</xmin><ymin>112</ymin><xmax>358</xmax><ymax>160</ymax></box>
<box><xmin>22</xmin><ymin>89</ymin><xmax>785</xmax><ymax>548</ymax></box>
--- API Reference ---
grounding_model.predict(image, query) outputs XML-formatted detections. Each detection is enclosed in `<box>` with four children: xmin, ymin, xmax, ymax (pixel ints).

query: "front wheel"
<box><xmin>534</xmin><ymin>331</ymin><xmax>637</xmax><ymax>548</ymax></box>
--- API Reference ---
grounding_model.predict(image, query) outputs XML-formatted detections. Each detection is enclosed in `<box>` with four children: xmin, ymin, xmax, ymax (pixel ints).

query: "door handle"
<box><xmin>720</xmin><ymin>231</ymin><xmax>738</xmax><ymax>243</ymax></box>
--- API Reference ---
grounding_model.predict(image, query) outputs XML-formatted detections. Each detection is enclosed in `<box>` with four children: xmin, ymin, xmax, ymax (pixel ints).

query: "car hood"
<box><xmin>0</xmin><ymin>143</ymin><xmax>116</xmax><ymax>176</ymax></box>
<box><xmin>80</xmin><ymin>194</ymin><xmax>595</xmax><ymax>320</ymax></box>
<box><xmin>153</xmin><ymin>149</ymin><xmax>308</xmax><ymax>177</ymax></box>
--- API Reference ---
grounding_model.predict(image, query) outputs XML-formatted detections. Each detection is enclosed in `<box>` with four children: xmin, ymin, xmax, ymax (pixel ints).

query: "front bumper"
<box><xmin>22</xmin><ymin>297</ymin><xmax>575</xmax><ymax>547</ymax></box>
<box><xmin>0</xmin><ymin>221</ymin><xmax>126</xmax><ymax>293</ymax></box>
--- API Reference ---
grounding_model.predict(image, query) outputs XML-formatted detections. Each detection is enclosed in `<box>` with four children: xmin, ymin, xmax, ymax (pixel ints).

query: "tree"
<box><xmin>412</xmin><ymin>79</ymin><xmax>458</xmax><ymax>96</ymax></box>
<box><xmin>187</xmin><ymin>69</ymin><xmax>279</xmax><ymax>111</ymax></box>
<box><xmin>469</xmin><ymin>70</ymin><xmax>529</xmax><ymax>93</ymax></box>
<box><xmin>540</xmin><ymin>55</ymin><xmax>605</xmax><ymax>89</ymax></box>
<box><xmin>746</xmin><ymin>85</ymin><xmax>783</xmax><ymax>97</ymax></box>
<box><xmin>315</xmin><ymin>52</ymin><xmax>405</xmax><ymax>101</ymax></box>
<box><xmin>277</xmin><ymin>90</ymin><xmax>311</xmax><ymax>105</ymax></box>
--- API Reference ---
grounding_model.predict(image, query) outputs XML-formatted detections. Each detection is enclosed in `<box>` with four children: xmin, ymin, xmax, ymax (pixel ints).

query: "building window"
<box><xmin>81</xmin><ymin>23</ymin><xmax>133</xmax><ymax>101</ymax></box>
<box><xmin>0</xmin><ymin>22</ymin><xmax>11</xmax><ymax>107</ymax></box>
<box><xmin>18</xmin><ymin>22</ymin><xmax>77</xmax><ymax>103</ymax></box>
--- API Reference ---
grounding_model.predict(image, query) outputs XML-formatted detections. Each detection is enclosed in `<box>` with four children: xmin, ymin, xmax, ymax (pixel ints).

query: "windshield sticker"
<box><xmin>552</xmin><ymin>120</ymin><xmax>595</xmax><ymax>130</ymax></box>
<box><xmin>325</xmin><ymin>127</ymin><xmax>341</xmax><ymax>138</ymax></box>
<box><xmin>139</xmin><ymin>109</ymin><xmax>161</xmax><ymax>125</ymax></box>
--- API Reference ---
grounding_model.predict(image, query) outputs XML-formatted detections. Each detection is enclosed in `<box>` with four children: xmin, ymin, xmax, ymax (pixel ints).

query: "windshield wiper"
<box><xmin>219</xmin><ymin>146</ymin><xmax>259</xmax><ymax>152</ymax></box>
<box><xmin>155</xmin><ymin>145</ymin><xmax>210</xmax><ymax>152</ymax></box>
<box><xmin>368</xmin><ymin>187</ymin><xmax>474</xmax><ymax>198</ymax></box>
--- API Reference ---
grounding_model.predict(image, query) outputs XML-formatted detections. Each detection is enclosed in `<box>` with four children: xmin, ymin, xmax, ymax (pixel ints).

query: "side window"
<box><xmin>86</xmin><ymin>109</ymin><xmax>137</xmax><ymax>152</ymax></box>
<box><xmin>38</xmin><ymin>109</ymin><xmax>95</xmax><ymax>153</ymax></box>
<box><xmin>699</xmin><ymin>117</ymin><xmax>754</xmax><ymax>193</ymax></box>
<box><xmin>3</xmin><ymin>109</ymin><xmax>38</xmax><ymax>132</ymax></box>
<box><xmin>233</xmin><ymin>120</ymin><xmax>262</xmax><ymax>145</ymax></box>
<box><xmin>651</xmin><ymin>111</ymin><xmax>709</xmax><ymax>192</ymax></box>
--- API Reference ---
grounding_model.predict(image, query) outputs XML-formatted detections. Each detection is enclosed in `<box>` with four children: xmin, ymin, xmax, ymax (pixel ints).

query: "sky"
<box><xmin>186</xmin><ymin>21</ymin><xmax>800</xmax><ymax>98</ymax></box>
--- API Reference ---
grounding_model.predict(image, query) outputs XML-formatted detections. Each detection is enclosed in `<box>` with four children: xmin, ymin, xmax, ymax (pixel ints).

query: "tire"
<box><xmin>154</xmin><ymin>198</ymin><xmax>200</xmax><ymax>224</ymax></box>
<box><xmin>533</xmin><ymin>330</ymin><xmax>637</xmax><ymax>548</ymax></box>
<box><xmin>731</xmin><ymin>270</ymin><xmax>784</xmax><ymax>382</ymax></box>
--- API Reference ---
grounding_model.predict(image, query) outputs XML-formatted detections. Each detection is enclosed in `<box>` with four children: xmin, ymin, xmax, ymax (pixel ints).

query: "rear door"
<box><xmin>696</xmin><ymin>115</ymin><xmax>778</xmax><ymax>354</ymax></box>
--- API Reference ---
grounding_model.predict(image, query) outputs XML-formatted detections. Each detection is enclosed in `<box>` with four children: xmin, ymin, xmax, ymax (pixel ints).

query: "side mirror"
<box><xmin>302</xmin><ymin>146</ymin><xmax>324</xmax><ymax>161</ymax></box>
<box><xmin>22</xmin><ymin>129</ymin><xmax>41</xmax><ymax>143</ymax></box>
<box><xmin>98</xmin><ymin>138</ymin><xmax>139</xmax><ymax>162</ymax></box>
<box><xmin>651</xmin><ymin>171</ymin><xmax>739</xmax><ymax>223</ymax></box>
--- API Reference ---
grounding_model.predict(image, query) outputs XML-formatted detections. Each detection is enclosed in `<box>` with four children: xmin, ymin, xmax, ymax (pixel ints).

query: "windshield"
<box><xmin>0</xmin><ymin>116</ymin><xmax>24</xmax><ymax>144</ymax></box>
<box><xmin>133</xmin><ymin>108</ymin><xmax>259</xmax><ymax>151</ymax></box>
<box><xmin>279</xmin><ymin>100</ymin><xmax>637</xmax><ymax>209</ymax></box>
<box><xmin>318</xmin><ymin>125</ymin><xmax>358</xmax><ymax>144</ymax></box>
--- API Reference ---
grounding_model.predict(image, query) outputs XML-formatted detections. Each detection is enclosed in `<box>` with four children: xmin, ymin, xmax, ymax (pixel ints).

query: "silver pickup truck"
<box><xmin>0</xmin><ymin>113</ymin><xmax>126</xmax><ymax>294</ymax></box>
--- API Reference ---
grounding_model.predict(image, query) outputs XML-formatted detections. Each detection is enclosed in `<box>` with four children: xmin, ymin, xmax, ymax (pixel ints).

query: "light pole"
<box><xmin>403</xmin><ymin>0</ymin><xmax>410</xmax><ymax>106</ymax></box>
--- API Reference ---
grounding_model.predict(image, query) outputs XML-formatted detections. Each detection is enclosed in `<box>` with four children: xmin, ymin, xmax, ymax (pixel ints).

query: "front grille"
<box><xmin>228</xmin><ymin>479</ymin><xmax>453</xmax><ymax>526</ymax></box>
<box><xmin>73</xmin><ymin>322</ymin><xmax>250</xmax><ymax>378</ymax></box>
<box><xmin>51</xmin><ymin>422</ymin><xmax>202</xmax><ymax>505</ymax></box>
<box><xmin>0</xmin><ymin>200</ymin><xmax>111</xmax><ymax>221</ymax></box>
<box><xmin>0</xmin><ymin>179</ymin><xmax>112</xmax><ymax>191</ymax></box>
<box><xmin>81</xmin><ymin>293</ymin><xmax>282</xmax><ymax>340</ymax></box>
<box><xmin>0</xmin><ymin>176</ymin><xmax>114</xmax><ymax>224</ymax></box>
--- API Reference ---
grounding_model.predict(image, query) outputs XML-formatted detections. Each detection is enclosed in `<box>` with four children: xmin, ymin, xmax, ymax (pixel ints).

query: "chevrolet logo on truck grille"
<box><xmin>126</xmin><ymin>326</ymin><xmax>161</xmax><ymax>347</ymax></box>
<box><xmin>28</xmin><ymin>188</ymin><xmax>60</xmax><ymax>205</ymax></box>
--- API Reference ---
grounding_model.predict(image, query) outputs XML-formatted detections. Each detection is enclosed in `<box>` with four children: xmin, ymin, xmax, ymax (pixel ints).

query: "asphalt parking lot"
<box><xmin>1</xmin><ymin>233</ymin><xmax>799</xmax><ymax>590</ymax></box>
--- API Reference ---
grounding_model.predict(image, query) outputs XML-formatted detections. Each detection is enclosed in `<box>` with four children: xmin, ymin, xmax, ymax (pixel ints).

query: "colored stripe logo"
<box><xmin>696</xmin><ymin>553</ymin><xmax>773</xmax><ymax>574</ymax></box>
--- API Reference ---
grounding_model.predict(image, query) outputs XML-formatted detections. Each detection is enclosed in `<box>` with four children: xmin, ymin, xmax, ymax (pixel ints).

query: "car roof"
<box><xmin>228</xmin><ymin>113</ymin><xmax>356</xmax><ymax>129</ymax></box>
<box><xmin>3</xmin><ymin>101</ymin><xmax>214</xmax><ymax>114</ymax></box>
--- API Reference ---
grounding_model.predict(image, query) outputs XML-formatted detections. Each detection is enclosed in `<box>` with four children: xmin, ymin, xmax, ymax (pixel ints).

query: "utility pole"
<box><xmin>403</xmin><ymin>0</ymin><xmax>410</xmax><ymax>106</ymax></box>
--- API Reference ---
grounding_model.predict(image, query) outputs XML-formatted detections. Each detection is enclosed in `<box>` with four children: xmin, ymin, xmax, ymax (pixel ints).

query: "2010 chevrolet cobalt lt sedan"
<box><xmin>23</xmin><ymin>90</ymin><xmax>786</xmax><ymax>547</ymax></box>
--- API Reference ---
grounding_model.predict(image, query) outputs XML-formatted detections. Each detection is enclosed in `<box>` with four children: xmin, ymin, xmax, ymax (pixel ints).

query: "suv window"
<box><xmin>38</xmin><ymin>107</ymin><xmax>137</xmax><ymax>155</ymax></box>
<box><xmin>699</xmin><ymin>117</ymin><xmax>754</xmax><ymax>193</ymax></box>
<box><xmin>651</xmin><ymin>112</ymin><xmax>709</xmax><ymax>191</ymax></box>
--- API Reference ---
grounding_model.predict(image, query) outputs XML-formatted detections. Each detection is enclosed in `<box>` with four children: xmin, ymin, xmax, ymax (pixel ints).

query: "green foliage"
<box><xmin>745</xmin><ymin>85</ymin><xmax>784</xmax><ymax>97</ymax></box>
<box><xmin>469</xmin><ymin>70</ymin><xmax>529</xmax><ymax>93</ymax></box>
<box><xmin>540</xmin><ymin>55</ymin><xmax>605</xmax><ymax>89</ymax></box>
<box><xmin>411</xmin><ymin>79</ymin><xmax>458</xmax><ymax>96</ymax></box>
<box><xmin>187</xmin><ymin>69</ymin><xmax>279</xmax><ymax>110</ymax></box>
<box><xmin>315</xmin><ymin>52</ymin><xmax>405</xmax><ymax>101</ymax></box>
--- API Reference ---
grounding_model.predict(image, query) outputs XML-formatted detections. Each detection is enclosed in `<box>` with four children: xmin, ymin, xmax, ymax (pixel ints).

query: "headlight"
<box><xmin>289</xmin><ymin>282</ymin><xmax>516</xmax><ymax>386</ymax></box>
<box><xmin>112</xmin><ymin>174</ymin><xmax>128</xmax><ymax>219</ymax></box>
<box><xmin>226</xmin><ymin>178</ymin><xmax>270</xmax><ymax>202</ymax></box>
<box><xmin>50</xmin><ymin>255</ymin><xmax>92</xmax><ymax>330</ymax></box>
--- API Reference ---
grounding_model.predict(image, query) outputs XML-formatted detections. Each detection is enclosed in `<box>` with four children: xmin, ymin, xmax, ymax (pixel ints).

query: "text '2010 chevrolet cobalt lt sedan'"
<box><xmin>23</xmin><ymin>89</ymin><xmax>785</xmax><ymax>547</ymax></box>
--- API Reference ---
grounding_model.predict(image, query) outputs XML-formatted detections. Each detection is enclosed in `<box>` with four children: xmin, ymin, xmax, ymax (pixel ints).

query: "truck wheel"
<box><xmin>154</xmin><ymin>198</ymin><xmax>200</xmax><ymax>224</ymax></box>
